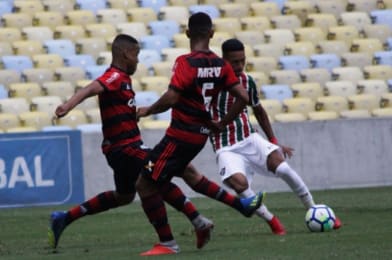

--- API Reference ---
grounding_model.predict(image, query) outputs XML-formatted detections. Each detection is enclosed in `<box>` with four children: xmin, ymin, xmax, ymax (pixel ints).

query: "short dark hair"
<box><xmin>188</xmin><ymin>12</ymin><xmax>212</xmax><ymax>37</ymax></box>
<box><xmin>221</xmin><ymin>38</ymin><xmax>244</xmax><ymax>54</ymax></box>
<box><xmin>111</xmin><ymin>34</ymin><xmax>138</xmax><ymax>56</ymax></box>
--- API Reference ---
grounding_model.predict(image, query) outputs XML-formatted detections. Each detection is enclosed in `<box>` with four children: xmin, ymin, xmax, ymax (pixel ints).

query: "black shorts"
<box><xmin>105</xmin><ymin>144</ymin><xmax>150</xmax><ymax>195</ymax></box>
<box><xmin>140</xmin><ymin>135</ymin><xmax>205</xmax><ymax>183</ymax></box>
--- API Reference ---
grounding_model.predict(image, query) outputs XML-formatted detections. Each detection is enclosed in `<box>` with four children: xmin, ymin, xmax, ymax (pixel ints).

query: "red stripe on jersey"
<box><xmin>152</xmin><ymin>141</ymin><xmax>176</xmax><ymax>181</ymax></box>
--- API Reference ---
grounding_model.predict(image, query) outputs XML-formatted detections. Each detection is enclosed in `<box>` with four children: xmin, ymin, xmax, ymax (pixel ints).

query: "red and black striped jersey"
<box><xmin>96</xmin><ymin>66</ymin><xmax>142</xmax><ymax>153</ymax></box>
<box><xmin>167</xmin><ymin>50</ymin><xmax>239</xmax><ymax>144</ymax></box>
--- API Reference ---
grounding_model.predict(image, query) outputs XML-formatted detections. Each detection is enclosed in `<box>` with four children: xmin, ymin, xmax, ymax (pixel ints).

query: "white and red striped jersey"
<box><xmin>209</xmin><ymin>72</ymin><xmax>260</xmax><ymax>152</ymax></box>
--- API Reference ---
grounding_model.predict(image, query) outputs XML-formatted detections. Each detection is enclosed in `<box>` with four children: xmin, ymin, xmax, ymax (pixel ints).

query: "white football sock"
<box><xmin>240</xmin><ymin>188</ymin><xmax>273</xmax><ymax>221</ymax></box>
<box><xmin>275</xmin><ymin>162</ymin><xmax>315</xmax><ymax>209</ymax></box>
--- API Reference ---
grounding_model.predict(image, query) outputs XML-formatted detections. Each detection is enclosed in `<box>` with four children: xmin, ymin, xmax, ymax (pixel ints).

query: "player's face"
<box><xmin>224</xmin><ymin>50</ymin><xmax>245</xmax><ymax>77</ymax></box>
<box><xmin>124</xmin><ymin>44</ymin><xmax>140</xmax><ymax>75</ymax></box>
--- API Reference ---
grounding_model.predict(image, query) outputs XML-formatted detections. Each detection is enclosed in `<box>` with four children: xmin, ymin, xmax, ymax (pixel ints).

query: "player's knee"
<box><xmin>115</xmin><ymin>192</ymin><xmax>135</xmax><ymax>205</ymax></box>
<box><xmin>183</xmin><ymin>164</ymin><xmax>202</xmax><ymax>187</ymax></box>
<box><xmin>224</xmin><ymin>174</ymin><xmax>249</xmax><ymax>193</ymax></box>
<box><xmin>267</xmin><ymin>150</ymin><xmax>285</xmax><ymax>173</ymax></box>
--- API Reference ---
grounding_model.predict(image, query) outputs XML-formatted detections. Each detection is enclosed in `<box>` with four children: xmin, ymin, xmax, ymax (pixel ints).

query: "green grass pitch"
<box><xmin>1</xmin><ymin>186</ymin><xmax>391</xmax><ymax>260</ymax></box>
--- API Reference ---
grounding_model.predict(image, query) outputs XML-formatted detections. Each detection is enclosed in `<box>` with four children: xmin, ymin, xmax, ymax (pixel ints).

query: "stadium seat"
<box><xmin>357</xmin><ymin>79</ymin><xmax>388</xmax><ymax>101</ymax></box>
<box><xmin>8</xmin><ymin>82</ymin><xmax>42</xmax><ymax>101</ymax></box>
<box><xmin>85</xmin><ymin>23</ymin><xmax>117</xmax><ymax>40</ymax></box>
<box><xmin>172</xmin><ymin>33</ymin><xmax>189</xmax><ymax>48</ymax></box>
<box><xmin>259</xmin><ymin>99</ymin><xmax>283</xmax><ymax>119</ymax></box>
<box><xmin>309</xmin><ymin>54</ymin><xmax>341</xmax><ymax>72</ymax></box>
<box><xmin>209</xmin><ymin>31</ymin><xmax>231</xmax><ymax>47</ymax></box>
<box><xmin>56</xmin><ymin>109</ymin><xmax>88</xmax><ymax>128</ymax></box>
<box><xmin>19</xmin><ymin>111</ymin><xmax>51</xmax><ymax>130</ymax></box>
<box><xmin>270</xmin><ymin>15</ymin><xmax>302</xmax><ymax>31</ymax></box>
<box><xmin>158</xmin><ymin>6</ymin><xmax>189</xmax><ymax>24</ymax></box>
<box><xmin>44</xmin><ymin>39</ymin><xmax>76</xmax><ymax>58</ymax></box>
<box><xmin>85</xmin><ymin>65</ymin><xmax>107</xmax><ymax>80</ymax></box>
<box><xmin>373</xmin><ymin>51</ymin><xmax>392</xmax><ymax>66</ymax></box>
<box><xmin>31</xmin><ymin>96</ymin><xmax>63</xmax><ymax>114</ymax></box>
<box><xmin>1</xmin><ymin>55</ymin><xmax>33</xmax><ymax>73</ymax></box>
<box><xmin>341</xmin><ymin>52</ymin><xmax>372</xmax><ymax>69</ymax></box>
<box><xmin>291</xmin><ymin>82</ymin><xmax>323</xmax><ymax>101</ymax></box>
<box><xmin>140</xmin><ymin>76</ymin><xmax>170</xmax><ymax>92</ymax></box>
<box><xmin>305</xmin><ymin>13</ymin><xmax>338</xmax><ymax>34</ymax></box>
<box><xmin>0</xmin><ymin>41</ymin><xmax>13</xmax><ymax>57</ymax></box>
<box><xmin>42</xmin><ymin>0</ymin><xmax>74</xmax><ymax>14</ymax></box>
<box><xmin>12</xmin><ymin>40</ymin><xmax>45</xmax><ymax>57</ymax></box>
<box><xmin>324</xmin><ymin>81</ymin><xmax>358</xmax><ymax>97</ymax></box>
<box><xmin>246</xmin><ymin>56</ymin><xmax>278</xmax><ymax>74</ymax></box>
<box><xmin>370</xmin><ymin>9</ymin><xmax>392</xmax><ymax>29</ymax></box>
<box><xmin>75</xmin><ymin>0</ymin><xmax>107</xmax><ymax>14</ymax></box>
<box><xmin>138</xmin><ymin>49</ymin><xmax>162</xmax><ymax>70</ymax></box>
<box><xmin>140</xmin><ymin>35</ymin><xmax>172</xmax><ymax>52</ymax></box>
<box><xmin>282</xmin><ymin>1</ymin><xmax>314</xmax><ymax>25</ymax></box>
<box><xmin>168</xmin><ymin>0</ymin><xmax>198</xmax><ymax>6</ymax></box>
<box><xmin>148</xmin><ymin>20</ymin><xmax>180</xmax><ymax>40</ymax></box>
<box><xmin>316</xmin><ymin>40</ymin><xmax>349</xmax><ymax>55</ymax></box>
<box><xmin>240</xmin><ymin>16</ymin><xmax>271</xmax><ymax>32</ymax></box>
<box><xmin>361</xmin><ymin>24</ymin><xmax>391</xmax><ymax>45</ymax></box>
<box><xmin>22</xmin><ymin>26</ymin><xmax>53</xmax><ymax>43</ymax></box>
<box><xmin>249</xmin><ymin>2</ymin><xmax>280</xmax><ymax>18</ymax></box>
<box><xmin>327</xmin><ymin>25</ymin><xmax>359</xmax><ymax>46</ymax></box>
<box><xmin>151</xmin><ymin>61</ymin><xmax>173</xmax><ymax>77</ymax></box>
<box><xmin>32</xmin><ymin>11</ymin><xmax>65</xmax><ymax>30</ymax></box>
<box><xmin>13</xmin><ymin>0</ymin><xmax>44</xmax><ymax>14</ymax></box>
<box><xmin>54</xmin><ymin>25</ymin><xmax>87</xmax><ymax>42</ymax></box>
<box><xmin>32</xmin><ymin>54</ymin><xmax>64</xmax><ymax>69</ymax></box>
<box><xmin>381</xmin><ymin>92</ymin><xmax>392</xmax><ymax>108</ymax></box>
<box><xmin>96</xmin><ymin>9</ymin><xmax>127</xmax><ymax>25</ymax></box>
<box><xmin>350</xmin><ymin>38</ymin><xmax>384</xmax><ymax>55</ymax></box>
<box><xmin>282</xmin><ymin>97</ymin><xmax>315</xmax><ymax>117</ymax></box>
<box><xmin>247</xmin><ymin>71</ymin><xmax>270</xmax><ymax>87</ymax></box>
<box><xmin>75</xmin><ymin>38</ymin><xmax>108</xmax><ymax>60</ymax></box>
<box><xmin>315</xmin><ymin>1</ymin><xmax>347</xmax><ymax>19</ymax></box>
<box><xmin>74</xmin><ymin>92</ymin><xmax>99</xmax><ymax>111</ymax></box>
<box><xmin>64</xmin><ymin>54</ymin><xmax>96</xmax><ymax>68</ymax></box>
<box><xmin>0</xmin><ymin>1</ymin><xmax>12</xmax><ymax>17</ymax></box>
<box><xmin>264</xmin><ymin>29</ymin><xmax>295</xmax><ymax>47</ymax></box>
<box><xmin>284</xmin><ymin>41</ymin><xmax>316</xmax><ymax>57</ymax></box>
<box><xmin>127</xmin><ymin>7</ymin><xmax>157</xmax><ymax>24</ymax></box>
<box><xmin>332</xmin><ymin>67</ymin><xmax>364</xmax><ymax>84</ymax></box>
<box><xmin>21</xmin><ymin>68</ymin><xmax>55</xmax><ymax>85</ymax></box>
<box><xmin>253</xmin><ymin>43</ymin><xmax>285</xmax><ymax>58</ymax></box>
<box><xmin>189</xmin><ymin>5</ymin><xmax>220</xmax><ymax>19</ymax></box>
<box><xmin>274</xmin><ymin>112</ymin><xmax>307</xmax><ymax>123</ymax></box>
<box><xmin>316</xmin><ymin>95</ymin><xmax>349</xmax><ymax>113</ymax></box>
<box><xmin>363</xmin><ymin>65</ymin><xmax>392</xmax><ymax>80</ymax></box>
<box><xmin>138</xmin><ymin>0</ymin><xmax>168</xmax><ymax>14</ymax></box>
<box><xmin>0</xmin><ymin>70</ymin><xmax>21</xmax><ymax>88</ymax></box>
<box><xmin>132</xmin><ymin>63</ymin><xmax>150</xmax><ymax>80</ymax></box>
<box><xmin>339</xmin><ymin>109</ymin><xmax>371</xmax><ymax>119</ymax></box>
<box><xmin>294</xmin><ymin>27</ymin><xmax>326</xmax><ymax>44</ymax></box>
<box><xmin>65</xmin><ymin>10</ymin><xmax>96</xmax><ymax>26</ymax></box>
<box><xmin>347</xmin><ymin>0</ymin><xmax>378</xmax><ymax>12</ymax></box>
<box><xmin>0</xmin><ymin>28</ymin><xmax>22</xmax><ymax>43</ymax></box>
<box><xmin>161</xmin><ymin>47</ymin><xmax>188</xmax><ymax>63</ymax></box>
<box><xmin>348</xmin><ymin>94</ymin><xmax>379</xmax><ymax>111</ymax></box>
<box><xmin>260</xmin><ymin>84</ymin><xmax>293</xmax><ymax>102</ymax></box>
<box><xmin>135</xmin><ymin>91</ymin><xmax>160</xmax><ymax>107</ymax></box>
<box><xmin>339</xmin><ymin>12</ymin><xmax>371</xmax><ymax>31</ymax></box>
<box><xmin>278</xmin><ymin>55</ymin><xmax>310</xmax><ymax>71</ymax></box>
<box><xmin>219</xmin><ymin>3</ymin><xmax>250</xmax><ymax>18</ymax></box>
<box><xmin>308</xmin><ymin>110</ymin><xmax>339</xmax><ymax>121</ymax></box>
<box><xmin>96</xmin><ymin>51</ymin><xmax>112</xmax><ymax>65</ymax></box>
<box><xmin>42</xmin><ymin>81</ymin><xmax>75</xmax><ymax>101</ymax></box>
<box><xmin>212</xmin><ymin>17</ymin><xmax>242</xmax><ymax>36</ymax></box>
<box><xmin>116</xmin><ymin>22</ymin><xmax>148</xmax><ymax>41</ymax></box>
<box><xmin>0</xmin><ymin>97</ymin><xmax>30</xmax><ymax>114</ymax></box>
<box><xmin>0</xmin><ymin>84</ymin><xmax>8</xmax><ymax>99</ymax></box>
<box><xmin>107</xmin><ymin>0</ymin><xmax>139</xmax><ymax>9</ymax></box>
<box><xmin>85</xmin><ymin>108</ymin><xmax>101</xmax><ymax>123</ymax></box>
<box><xmin>269</xmin><ymin>70</ymin><xmax>302</xmax><ymax>85</ymax></box>
<box><xmin>371</xmin><ymin>107</ymin><xmax>392</xmax><ymax>118</ymax></box>
<box><xmin>234</xmin><ymin>30</ymin><xmax>266</xmax><ymax>47</ymax></box>
<box><xmin>0</xmin><ymin>113</ymin><xmax>21</xmax><ymax>131</ymax></box>
<box><xmin>1</xmin><ymin>13</ymin><xmax>33</xmax><ymax>29</ymax></box>
<box><xmin>140</xmin><ymin>118</ymin><xmax>170</xmax><ymax>129</ymax></box>
<box><xmin>54</xmin><ymin>66</ymin><xmax>86</xmax><ymax>84</ymax></box>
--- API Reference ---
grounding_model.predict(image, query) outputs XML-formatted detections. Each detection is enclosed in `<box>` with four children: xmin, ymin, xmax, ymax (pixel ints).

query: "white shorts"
<box><xmin>216</xmin><ymin>133</ymin><xmax>280</xmax><ymax>183</ymax></box>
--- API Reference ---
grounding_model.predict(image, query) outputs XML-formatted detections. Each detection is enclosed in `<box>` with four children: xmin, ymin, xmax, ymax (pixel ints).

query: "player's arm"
<box><xmin>137</xmin><ymin>87</ymin><xmax>180</xmax><ymax>118</ymax></box>
<box><xmin>55</xmin><ymin>81</ymin><xmax>103</xmax><ymax>118</ymax></box>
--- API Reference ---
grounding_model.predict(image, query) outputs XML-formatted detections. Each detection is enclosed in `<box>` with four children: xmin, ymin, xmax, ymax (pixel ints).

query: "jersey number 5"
<box><xmin>202</xmin><ymin>82</ymin><xmax>214</xmax><ymax>112</ymax></box>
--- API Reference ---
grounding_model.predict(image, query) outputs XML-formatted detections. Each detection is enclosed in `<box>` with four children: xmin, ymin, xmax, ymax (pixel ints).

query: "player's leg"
<box><xmin>159</xmin><ymin>181</ymin><xmax>214</xmax><ymax>249</ymax></box>
<box><xmin>183</xmin><ymin>164</ymin><xmax>264</xmax><ymax>218</ymax></box>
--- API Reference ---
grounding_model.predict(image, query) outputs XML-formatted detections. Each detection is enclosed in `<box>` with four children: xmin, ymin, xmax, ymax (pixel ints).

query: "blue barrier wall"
<box><xmin>0</xmin><ymin>131</ymin><xmax>84</xmax><ymax>208</ymax></box>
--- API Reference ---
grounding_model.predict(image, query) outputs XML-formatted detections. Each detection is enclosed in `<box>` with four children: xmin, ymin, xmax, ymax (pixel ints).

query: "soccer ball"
<box><xmin>305</xmin><ymin>204</ymin><xmax>336</xmax><ymax>232</ymax></box>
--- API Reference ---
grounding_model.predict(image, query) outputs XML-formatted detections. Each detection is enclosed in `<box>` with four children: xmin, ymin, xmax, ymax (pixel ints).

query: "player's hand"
<box><xmin>54</xmin><ymin>104</ymin><xmax>68</xmax><ymax>118</ymax></box>
<box><xmin>136</xmin><ymin>106</ymin><xmax>150</xmax><ymax>120</ymax></box>
<box><xmin>207</xmin><ymin>120</ymin><xmax>223</xmax><ymax>133</ymax></box>
<box><xmin>279</xmin><ymin>144</ymin><xmax>294</xmax><ymax>158</ymax></box>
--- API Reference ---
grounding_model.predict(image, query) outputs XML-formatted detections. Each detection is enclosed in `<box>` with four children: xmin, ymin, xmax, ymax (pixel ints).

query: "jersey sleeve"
<box><xmin>247</xmin><ymin>75</ymin><xmax>260</xmax><ymax>107</ymax></box>
<box><xmin>97</xmin><ymin>70</ymin><xmax>122</xmax><ymax>92</ymax></box>
<box><xmin>169</xmin><ymin>57</ymin><xmax>189</xmax><ymax>93</ymax></box>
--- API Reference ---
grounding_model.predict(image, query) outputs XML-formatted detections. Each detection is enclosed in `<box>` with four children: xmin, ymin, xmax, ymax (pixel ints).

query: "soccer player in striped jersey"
<box><xmin>48</xmin><ymin>34</ymin><xmax>216</xmax><ymax>250</ymax></box>
<box><xmin>135</xmin><ymin>13</ymin><xmax>265</xmax><ymax>256</ymax></box>
<box><xmin>209</xmin><ymin>38</ymin><xmax>341</xmax><ymax>234</ymax></box>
